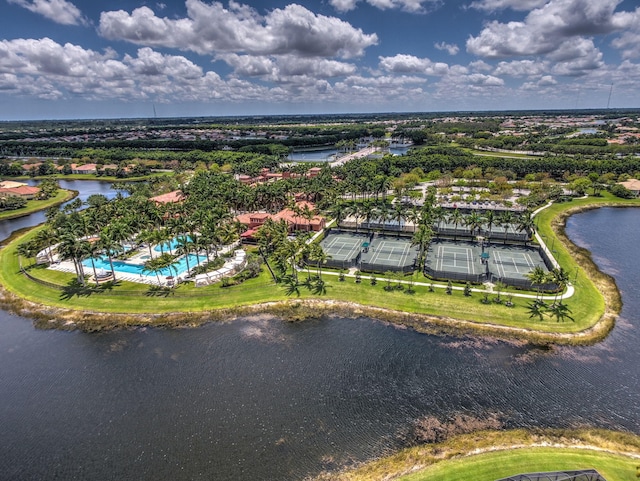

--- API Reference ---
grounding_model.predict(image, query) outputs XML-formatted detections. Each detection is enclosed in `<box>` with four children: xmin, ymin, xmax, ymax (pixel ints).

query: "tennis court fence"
<box><xmin>490</xmin><ymin>274</ymin><xmax>557</xmax><ymax>291</ymax></box>
<box><xmin>323</xmin><ymin>253</ymin><xmax>361</xmax><ymax>270</ymax></box>
<box><xmin>496</xmin><ymin>469</ymin><xmax>606</xmax><ymax>481</ymax></box>
<box><xmin>424</xmin><ymin>265</ymin><xmax>486</xmax><ymax>283</ymax></box>
<box><xmin>360</xmin><ymin>260</ymin><xmax>415</xmax><ymax>274</ymax></box>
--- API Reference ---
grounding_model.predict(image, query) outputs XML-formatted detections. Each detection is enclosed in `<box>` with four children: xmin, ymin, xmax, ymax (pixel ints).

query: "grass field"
<box><xmin>399</xmin><ymin>448</ymin><xmax>636</xmax><ymax>481</ymax></box>
<box><xmin>319</xmin><ymin>429</ymin><xmax>640</xmax><ymax>481</ymax></box>
<box><xmin>0</xmin><ymin>193</ymin><xmax>637</xmax><ymax>338</ymax></box>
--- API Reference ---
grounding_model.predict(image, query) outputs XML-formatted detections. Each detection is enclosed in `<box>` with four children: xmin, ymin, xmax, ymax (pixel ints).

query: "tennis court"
<box><xmin>425</xmin><ymin>240</ymin><xmax>486</xmax><ymax>282</ymax></box>
<box><xmin>432</xmin><ymin>244</ymin><xmax>478</xmax><ymax>275</ymax></box>
<box><xmin>425</xmin><ymin>239</ymin><xmax>552</xmax><ymax>286</ymax></box>
<box><xmin>320</xmin><ymin>231</ymin><xmax>368</xmax><ymax>269</ymax></box>
<box><xmin>493</xmin><ymin>249</ymin><xmax>538</xmax><ymax>277</ymax></box>
<box><xmin>360</xmin><ymin>235</ymin><xmax>418</xmax><ymax>273</ymax></box>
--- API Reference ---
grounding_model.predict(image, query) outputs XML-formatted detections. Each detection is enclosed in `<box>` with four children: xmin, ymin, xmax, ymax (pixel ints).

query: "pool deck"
<box><xmin>49</xmin><ymin>243</ymin><xmax>240</xmax><ymax>286</ymax></box>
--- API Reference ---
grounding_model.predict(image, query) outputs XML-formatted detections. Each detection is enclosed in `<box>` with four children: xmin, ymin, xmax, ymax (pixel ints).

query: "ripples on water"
<box><xmin>0</xmin><ymin>208</ymin><xmax>638</xmax><ymax>480</ymax></box>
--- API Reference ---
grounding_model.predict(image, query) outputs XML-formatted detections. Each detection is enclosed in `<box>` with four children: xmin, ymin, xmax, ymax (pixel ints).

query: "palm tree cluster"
<box><xmin>435</xmin><ymin>207</ymin><xmax>535</xmax><ymax>243</ymax></box>
<box><xmin>17</xmin><ymin>181</ymin><xmax>244</xmax><ymax>285</ymax></box>
<box><xmin>254</xmin><ymin>220</ymin><xmax>329</xmax><ymax>296</ymax></box>
<box><xmin>525</xmin><ymin>266</ymin><xmax>574</xmax><ymax>322</ymax></box>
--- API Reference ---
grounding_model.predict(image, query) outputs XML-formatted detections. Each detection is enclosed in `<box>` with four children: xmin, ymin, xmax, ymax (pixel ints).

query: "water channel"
<box><xmin>0</xmin><ymin>179</ymin><xmax>122</xmax><ymax>241</ymax></box>
<box><xmin>0</xmin><ymin>185</ymin><xmax>638</xmax><ymax>480</ymax></box>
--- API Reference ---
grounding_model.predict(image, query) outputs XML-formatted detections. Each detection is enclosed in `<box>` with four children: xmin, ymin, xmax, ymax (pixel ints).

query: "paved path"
<box><xmin>329</xmin><ymin>147</ymin><xmax>378</xmax><ymax>167</ymax></box>
<box><xmin>315</xmin><ymin>199</ymin><xmax>577</xmax><ymax>302</ymax></box>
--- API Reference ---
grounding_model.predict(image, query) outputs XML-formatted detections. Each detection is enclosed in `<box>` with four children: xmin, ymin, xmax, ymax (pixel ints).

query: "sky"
<box><xmin>0</xmin><ymin>0</ymin><xmax>639</xmax><ymax>120</ymax></box>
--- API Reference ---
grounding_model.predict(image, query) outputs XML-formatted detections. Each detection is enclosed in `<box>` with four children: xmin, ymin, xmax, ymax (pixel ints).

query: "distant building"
<box><xmin>149</xmin><ymin>190</ymin><xmax>185</xmax><ymax>204</ymax></box>
<box><xmin>0</xmin><ymin>185</ymin><xmax>40</xmax><ymax>199</ymax></box>
<box><xmin>618</xmin><ymin>179</ymin><xmax>640</xmax><ymax>197</ymax></box>
<box><xmin>71</xmin><ymin>163</ymin><xmax>98</xmax><ymax>174</ymax></box>
<box><xmin>0</xmin><ymin>180</ymin><xmax>28</xmax><ymax>189</ymax></box>
<box><xmin>236</xmin><ymin>201</ymin><xmax>326</xmax><ymax>241</ymax></box>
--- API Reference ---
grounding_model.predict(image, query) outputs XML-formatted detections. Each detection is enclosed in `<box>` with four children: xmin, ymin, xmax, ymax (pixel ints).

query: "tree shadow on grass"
<box><xmin>60</xmin><ymin>280</ymin><xmax>100</xmax><ymax>300</ymax></box>
<box><xmin>59</xmin><ymin>279</ymin><xmax>124</xmax><ymax>300</ymax></box>
<box><xmin>145</xmin><ymin>285</ymin><xmax>174</xmax><ymax>297</ymax></box>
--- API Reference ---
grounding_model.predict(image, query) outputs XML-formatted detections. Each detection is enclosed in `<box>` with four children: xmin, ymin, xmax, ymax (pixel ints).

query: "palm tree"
<box><xmin>108</xmin><ymin>220</ymin><xmax>134</xmax><ymax>255</ymax></box>
<box><xmin>174</xmin><ymin>235</ymin><xmax>194</xmax><ymax>275</ymax></box>
<box><xmin>57</xmin><ymin>233</ymin><xmax>90</xmax><ymax>286</ymax></box>
<box><xmin>360</xmin><ymin>201</ymin><xmax>375</xmax><ymax>233</ymax></box>
<box><xmin>449</xmin><ymin>208</ymin><xmax>464</xmax><ymax>241</ymax></box>
<box><xmin>392</xmin><ymin>202</ymin><xmax>405</xmax><ymax>235</ymax></box>
<box><xmin>143</xmin><ymin>256</ymin><xmax>165</xmax><ymax>285</ymax></box>
<box><xmin>483</xmin><ymin>210</ymin><xmax>496</xmax><ymax>239</ymax></box>
<box><xmin>136</xmin><ymin>228</ymin><xmax>156</xmax><ymax>258</ymax></box>
<box><xmin>498</xmin><ymin>210</ymin><xmax>515</xmax><ymax>244</ymax></box>
<box><xmin>309</xmin><ymin>243</ymin><xmax>329</xmax><ymax>279</ymax></box>
<box><xmin>327</xmin><ymin>201</ymin><xmax>348</xmax><ymax>228</ymax></box>
<box><xmin>34</xmin><ymin>225</ymin><xmax>58</xmax><ymax>264</ymax></box>
<box><xmin>516</xmin><ymin>213</ymin><xmax>535</xmax><ymax>244</ymax></box>
<box><xmin>98</xmin><ymin>229</ymin><xmax>119</xmax><ymax>282</ymax></box>
<box><xmin>465</xmin><ymin>211</ymin><xmax>484</xmax><ymax>238</ymax></box>
<box><xmin>431</xmin><ymin>205</ymin><xmax>446</xmax><ymax>233</ymax></box>
<box><xmin>412</xmin><ymin>224</ymin><xmax>433</xmax><ymax>271</ymax></box>
<box><xmin>16</xmin><ymin>240</ymin><xmax>38</xmax><ymax>267</ymax></box>
<box><xmin>550</xmin><ymin>267</ymin><xmax>570</xmax><ymax>304</ymax></box>
<box><xmin>85</xmin><ymin>241</ymin><xmax>104</xmax><ymax>285</ymax></box>
<box><xmin>345</xmin><ymin>202</ymin><xmax>362</xmax><ymax>232</ymax></box>
<box><xmin>526</xmin><ymin>266</ymin><xmax>547</xmax><ymax>300</ymax></box>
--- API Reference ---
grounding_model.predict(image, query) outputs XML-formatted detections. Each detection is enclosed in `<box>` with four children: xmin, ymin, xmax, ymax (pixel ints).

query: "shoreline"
<box><xmin>0</xmin><ymin>200</ymin><xmax>631</xmax><ymax>344</ymax></box>
<box><xmin>0</xmin><ymin>188</ymin><xmax>76</xmax><ymax>224</ymax></box>
<box><xmin>312</xmin><ymin>428</ymin><xmax>640</xmax><ymax>481</ymax></box>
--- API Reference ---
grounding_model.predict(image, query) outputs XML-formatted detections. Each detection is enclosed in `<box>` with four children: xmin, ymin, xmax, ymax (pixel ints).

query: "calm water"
<box><xmin>0</xmin><ymin>207</ymin><xmax>639</xmax><ymax>480</ymax></box>
<box><xmin>0</xmin><ymin>180</ymin><xmax>121</xmax><ymax>242</ymax></box>
<box><xmin>288</xmin><ymin>147</ymin><xmax>409</xmax><ymax>162</ymax></box>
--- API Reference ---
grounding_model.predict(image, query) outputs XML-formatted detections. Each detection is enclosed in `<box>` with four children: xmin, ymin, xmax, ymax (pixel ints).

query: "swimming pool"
<box><xmin>83</xmin><ymin>254</ymin><xmax>202</xmax><ymax>277</ymax></box>
<box><xmin>154</xmin><ymin>236</ymin><xmax>194</xmax><ymax>253</ymax></box>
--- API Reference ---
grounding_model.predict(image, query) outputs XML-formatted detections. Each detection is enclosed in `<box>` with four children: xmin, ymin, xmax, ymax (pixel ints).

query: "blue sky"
<box><xmin>0</xmin><ymin>0</ymin><xmax>639</xmax><ymax>119</ymax></box>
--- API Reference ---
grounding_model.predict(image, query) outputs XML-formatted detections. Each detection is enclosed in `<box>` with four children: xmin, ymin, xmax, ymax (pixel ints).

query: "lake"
<box><xmin>0</xmin><ymin>179</ymin><xmax>124</xmax><ymax>242</ymax></box>
<box><xmin>0</xmin><ymin>204</ymin><xmax>638</xmax><ymax>480</ymax></box>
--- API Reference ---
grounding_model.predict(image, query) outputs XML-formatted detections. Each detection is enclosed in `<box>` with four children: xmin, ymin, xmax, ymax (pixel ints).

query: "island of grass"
<box><xmin>0</xmin><ymin>184</ymin><xmax>635</xmax><ymax>343</ymax></box>
<box><xmin>0</xmin><ymin>188</ymin><xmax>75</xmax><ymax>222</ymax></box>
<box><xmin>316</xmin><ymin>429</ymin><xmax>640</xmax><ymax>481</ymax></box>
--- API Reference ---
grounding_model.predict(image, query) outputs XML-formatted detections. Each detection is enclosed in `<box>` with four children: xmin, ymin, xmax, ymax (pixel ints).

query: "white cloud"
<box><xmin>216</xmin><ymin>54</ymin><xmax>275</xmax><ymax>77</ymax></box>
<box><xmin>468</xmin><ymin>0</ymin><xmax>548</xmax><ymax>12</ymax></box>
<box><xmin>467</xmin><ymin>0</ymin><xmax>635</xmax><ymax>59</ymax></box>
<box><xmin>379</xmin><ymin>54</ymin><xmax>451</xmax><ymax>76</ymax></box>
<box><xmin>467</xmin><ymin>73</ymin><xmax>504</xmax><ymax>86</ymax></box>
<box><xmin>330</xmin><ymin>0</ymin><xmax>441</xmax><ymax>13</ymax></box>
<box><xmin>612</xmin><ymin>31</ymin><xmax>640</xmax><ymax>59</ymax></box>
<box><xmin>494</xmin><ymin>59</ymin><xmax>548</xmax><ymax>77</ymax></box>
<box><xmin>124</xmin><ymin>48</ymin><xmax>203</xmax><ymax>79</ymax></box>
<box><xmin>7</xmin><ymin>0</ymin><xmax>87</xmax><ymax>26</ymax></box>
<box><xmin>217</xmin><ymin>54</ymin><xmax>356</xmax><ymax>80</ymax></box>
<box><xmin>434</xmin><ymin>42</ymin><xmax>459</xmax><ymax>55</ymax></box>
<box><xmin>99</xmin><ymin>1</ymin><xmax>378</xmax><ymax>59</ymax></box>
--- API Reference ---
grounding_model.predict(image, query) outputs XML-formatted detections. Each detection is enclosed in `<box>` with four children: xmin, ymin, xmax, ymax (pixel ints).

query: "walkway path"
<box><xmin>329</xmin><ymin>146</ymin><xmax>378</xmax><ymax>167</ymax></box>
<box><xmin>314</xmin><ymin>199</ymin><xmax>576</xmax><ymax>302</ymax></box>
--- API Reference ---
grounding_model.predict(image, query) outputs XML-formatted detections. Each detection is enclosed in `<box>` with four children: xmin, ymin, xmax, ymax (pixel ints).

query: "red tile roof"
<box><xmin>0</xmin><ymin>186</ymin><xmax>40</xmax><ymax>196</ymax></box>
<box><xmin>149</xmin><ymin>190</ymin><xmax>184</xmax><ymax>204</ymax></box>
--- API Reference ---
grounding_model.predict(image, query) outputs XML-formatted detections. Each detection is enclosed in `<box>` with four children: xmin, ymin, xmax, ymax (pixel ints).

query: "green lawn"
<box><xmin>326</xmin><ymin>429</ymin><xmax>640</xmax><ymax>481</ymax></box>
<box><xmin>1</xmin><ymin>194</ymin><xmax>637</xmax><ymax>336</ymax></box>
<box><xmin>0</xmin><ymin>189</ymin><xmax>74</xmax><ymax>221</ymax></box>
<box><xmin>399</xmin><ymin>448</ymin><xmax>636</xmax><ymax>481</ymax></box>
